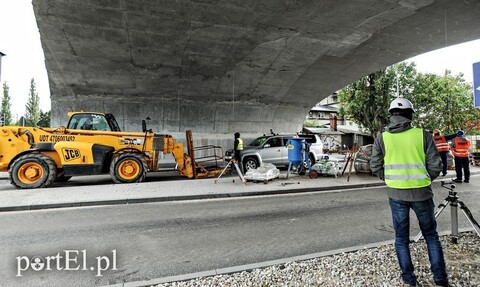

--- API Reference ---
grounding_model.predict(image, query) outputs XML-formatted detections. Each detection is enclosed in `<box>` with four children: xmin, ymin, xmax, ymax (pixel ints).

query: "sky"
<box><xmin>407</xmin><ymin>40</ymin><xmax>480</xmax><ymax>83</ymax></box>
<box><xmin>0</xmin><ymin>0</ymin><xmax>50</xmax><ymax>121</ymax></box>
<box><xmin>1</xmin><ymin>1</ymin><xmax>480</xmax><ymax>121</ymax></box>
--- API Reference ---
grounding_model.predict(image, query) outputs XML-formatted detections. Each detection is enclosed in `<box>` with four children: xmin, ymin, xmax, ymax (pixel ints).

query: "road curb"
<box><xmin>2</xmin><ymin>171</ymin><xmax>479</xmax><ymax>212</ymax></box>
<box><xmin>0</xmin><ymin>182</ymin><xmax>386</xmax><ymax>212</ymax></box>
<box><xmin>101</xmin><ymin>240</ymin><xmax>394</xmax><ymax>287</ymax></box>
<box><xmin>101</xmin><ymin>228</ymin><xmax>474</xmax><ymax>287</ymax></box>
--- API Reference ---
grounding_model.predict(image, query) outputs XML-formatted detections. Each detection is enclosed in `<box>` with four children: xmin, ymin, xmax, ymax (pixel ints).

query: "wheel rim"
<box><xmin>18</xmin><ymin>162</ymin><xmax>44</xmax><ymax>184</ymax></box>
<box><xmin>118</xmin><ymin>159</ymin><xmax>140</xmax><ymax>180</ymax></box>
<box><xmin>245</xmin><ymin>160</ymin><xmax>257</xmax><ymax>170</ymax></box>
<box><xmin>303</xmin><ymin>157</ymin><xmax>313</xmax><ymax>169</ymax></box>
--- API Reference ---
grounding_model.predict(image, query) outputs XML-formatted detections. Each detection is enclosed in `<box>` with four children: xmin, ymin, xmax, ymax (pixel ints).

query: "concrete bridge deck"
<box><xmin>33</xmin><ymin>0</ymin><xmax>480</xmax><ymax>139</ymax></box>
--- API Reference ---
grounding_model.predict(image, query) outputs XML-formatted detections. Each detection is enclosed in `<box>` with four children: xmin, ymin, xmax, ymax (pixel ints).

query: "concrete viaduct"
<box><xmin>33</xmin><ymin>0</ymin><xmax>480</xmax><ymax>144</ymax></box>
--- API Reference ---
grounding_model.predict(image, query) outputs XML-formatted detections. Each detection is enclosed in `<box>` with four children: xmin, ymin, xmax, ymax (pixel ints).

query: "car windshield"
<box><xmin>249</xmin><ymin>136</ymin><xmax>269</xmax><ymax>146</ymax></box>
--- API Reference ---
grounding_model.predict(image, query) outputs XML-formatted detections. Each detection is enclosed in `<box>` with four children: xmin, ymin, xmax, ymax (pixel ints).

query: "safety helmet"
<box><xmin>433</xmin><ymin>129</ymin><xmax>441</xmax><ymax>135</ymax></box>
<box><xmin>388</xmin><ymin>98</ymin><xmax>415</xmax><ymax>113</ymax></box>
<box><xmin>457</xmin><ymin>130</ymin><xmax>465</xmax><ymax>137</ymax></box>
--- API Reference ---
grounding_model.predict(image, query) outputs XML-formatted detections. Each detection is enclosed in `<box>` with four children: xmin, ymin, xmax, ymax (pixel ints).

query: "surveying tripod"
<box><xmin>214</xmin><ymin>158</ymin><xmax>247</xmax><ymax>185</ymax></box>
<box><xmin>414</xmin><ymin>181</ymin><xmax>480</xmax><ymax>244</ymax></box>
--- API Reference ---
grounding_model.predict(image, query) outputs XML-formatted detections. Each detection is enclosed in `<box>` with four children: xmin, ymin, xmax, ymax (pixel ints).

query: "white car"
<box><xmin>225</xmin><ymin>133</ymin><xmax>324</xmax><ymax>171</ymax></box>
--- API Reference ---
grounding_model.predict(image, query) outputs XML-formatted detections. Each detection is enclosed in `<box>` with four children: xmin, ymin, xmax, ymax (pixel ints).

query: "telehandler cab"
<box><xmin>0</xmin><ymin>112</ymin><xmax>224</xmax><ymax>189</ymax></box>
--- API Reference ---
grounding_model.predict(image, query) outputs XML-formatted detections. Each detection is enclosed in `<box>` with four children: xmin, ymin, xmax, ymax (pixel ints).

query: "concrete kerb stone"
<box><xmin>0</xmin><ymin>200</ymin><xmax>128</xmax><ymax>212</ymax></box>
<box><xmin>103</xmin><ymin>227</ymin><xmax>476</xmax><ymax>287</ymax></box>
<box><xmin>101</xmin><ymin>241</ymin><xmax>393</xmax><ymax>287</ymax></box>
<box><xmin>120</xmin><ymin>270</ymin><xmax>218</xmax><ymax>287</ymax></box>
<box><xmin>1</xmin><ymin>169</ymin><xmax>479</xmax><ymax>213</ymax></box>
<box><xmin>0</xmin><ymin>181</ymin><xmax>386</xmax><ymax>212</ymax></box>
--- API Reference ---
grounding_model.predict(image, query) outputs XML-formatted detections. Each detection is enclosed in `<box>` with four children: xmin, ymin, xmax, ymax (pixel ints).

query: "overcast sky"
<box><xmin>1</xmin><ymin>1</ymin><xmax>480</xmax><ymax>120</ymax></box>
<box><xmin>0</xmin><ymin>0</ymin><xmax>50</xmax><ymax>120</ymax></box>
<box><xmin>407</xmin><ymin>40</ymin><xmax>480</xmax><ymax>82</ymax></box>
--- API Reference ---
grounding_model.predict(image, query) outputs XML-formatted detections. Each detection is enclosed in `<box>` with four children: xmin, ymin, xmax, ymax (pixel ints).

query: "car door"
<box><xmin>258</xmin><ymin>137</ymin><xmax>284</xmax><ymax>165</ymax></box>
<box><xmin>279</xmin><ymin>136</ymin><xmax>292</xmax><ymax>165</ymax></box>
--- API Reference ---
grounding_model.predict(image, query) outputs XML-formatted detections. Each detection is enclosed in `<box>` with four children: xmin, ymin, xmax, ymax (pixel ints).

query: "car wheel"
<box><xmin>303</xmin><ymin>154</ymin><xmax>315</xmax><ymax>170</ymax></box>
<box><xmin>303</xmin><ymin>154</ymin><xmax>315</xmax><ymax>169</ymax></box>
<box><xmin>243</xmin><ymin>157</ymin><xmax>259</xmax><ymax>171</ymax></box>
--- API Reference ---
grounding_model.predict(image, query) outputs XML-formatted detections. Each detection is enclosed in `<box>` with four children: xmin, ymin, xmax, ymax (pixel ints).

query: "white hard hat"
<box><xmin>388</xmin><ymin>98</ymin><xmax>415</xmax><ymax>113</ymax></box>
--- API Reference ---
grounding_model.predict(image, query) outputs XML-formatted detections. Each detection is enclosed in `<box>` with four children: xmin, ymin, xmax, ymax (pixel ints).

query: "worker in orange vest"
<box><xmin>452</xmin><ymin>130</ymin><xmax>471</xmax><ymax>183</ymax></box>
<box><xmin>432</xmin><ymin>129</ymin><xmax>457</xmax><ymax>177</ymax></box>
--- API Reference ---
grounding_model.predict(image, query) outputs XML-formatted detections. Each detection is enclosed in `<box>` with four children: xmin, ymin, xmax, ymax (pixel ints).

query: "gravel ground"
<box><xmin>155</xmin><ymin>232</ymin><xmax>480</xmax><ymax>287</ymax></box>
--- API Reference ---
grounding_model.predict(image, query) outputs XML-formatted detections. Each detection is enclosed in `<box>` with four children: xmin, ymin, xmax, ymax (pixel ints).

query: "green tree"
<box><xmin>338</xmin><ymin>63</ymin><xmax>476</xmax><ymax>136</ymax></box>
<box><xmin>37</xmin><ymin>110</ymin><xmax>51</xmax><ymax>127</ymax></box>
<box><xmin>25</xmin><ymin>78</ymin><xmax>41</xmax><ymax>126</ymax></box>
<box><xmin>412</xmin><ymin>71</ymin><xmax>474</xmax><ymax>134</ymax></box>
<box><xmin>338</xmin><ymin>62</ymin><xmax>418</xmax><ymax>137</ymax></box>
<box><xmin>1</xmin><ymin>82</ymin><xmax>12</xmax><ymax>125</ymax></box>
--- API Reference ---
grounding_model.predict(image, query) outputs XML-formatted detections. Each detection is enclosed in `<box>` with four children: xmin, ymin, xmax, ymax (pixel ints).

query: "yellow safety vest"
<box><xmin>237</xmin><ymin>138</ymin><xmax>244</xmax><ymax>150</ymax></box>
<box><xmin>383</xmin><ymin>128</ymin><xmax>431</xmax><ymax>189</ymax></box>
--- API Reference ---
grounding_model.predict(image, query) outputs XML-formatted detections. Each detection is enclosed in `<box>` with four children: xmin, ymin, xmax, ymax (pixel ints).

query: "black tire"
<box><xmin>9</xmin><ymin>153</ymin><xmax>57</xmax><ymax>189</ymax></box>
<box><xmin>243</xmin><ymin>157</ymin><xmax>259</xmax><ymax>171</ymax></box>
<box><xmin>303</xmin><ymin>154</ymin><xmax>315</xmax><ymax>169</ymax></box>
<box><xmin>110</xmin><ymin>153</ymin><xmax>147</xmax><ymax>183</ymax></box>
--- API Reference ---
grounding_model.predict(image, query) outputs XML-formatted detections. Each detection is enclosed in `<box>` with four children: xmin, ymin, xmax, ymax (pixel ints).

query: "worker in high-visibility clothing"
<box><xmin>452</xmin><ymin>130</ymin><xmax>471</xmax><ymax>183</ymax></box>
<box><xmin>233</xmin><ymin>132</ymin><xmax>244</xmax><ymax>173</ymax></box>
<box><xmin>432</xmin><ymin>129</ymin><xmax>457</xmax><ymax>177</ymax></box>
<box><xmin>371</xmin><ymin>98</ymin><xmax>448</xmax><ymax>287</ymax></box>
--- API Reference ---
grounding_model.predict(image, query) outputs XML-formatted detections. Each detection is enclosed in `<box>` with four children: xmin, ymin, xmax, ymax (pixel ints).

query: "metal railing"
<box><xmin>193</xmin><ymin>145</ymin><xmax>225</xmax><ymax>169</ymax></box>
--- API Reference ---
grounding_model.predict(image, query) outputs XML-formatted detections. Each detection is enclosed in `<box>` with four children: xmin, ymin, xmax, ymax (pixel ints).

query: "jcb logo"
<box><xmin>62</xmin><ymin>148</ymin><xmax>81</xmax><ymax>161</ymax></box>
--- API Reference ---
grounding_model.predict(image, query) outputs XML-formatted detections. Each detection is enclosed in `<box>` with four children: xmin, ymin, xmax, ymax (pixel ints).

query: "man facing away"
<box><xmin>370</xmin><ymin>98</ymin><xmax>449</xmax><ymax>287</ymax></box>
<box><xmin>432</xmin><ymin>129</ymin><xmax>456</xmax><ymax>177</ymax></box>
<box><xmin>451</xmin><ymin>130</ymin><xmax>471</xmax><ymax>183</ymax></box>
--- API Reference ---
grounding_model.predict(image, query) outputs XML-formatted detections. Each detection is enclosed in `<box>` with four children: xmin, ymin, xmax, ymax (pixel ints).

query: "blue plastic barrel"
<box><xmin>287</xmin><ymin>138</ymin><xmax>304</xmax><ymax>166</ymax></box>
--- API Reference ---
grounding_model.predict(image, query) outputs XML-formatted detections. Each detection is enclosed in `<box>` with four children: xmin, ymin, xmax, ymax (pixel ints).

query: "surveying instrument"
<box><xmin>214</xmin><ymin>158</ymin><xmax>247</xmax><ymax>185</ymax></box>
<box><xmin>414</xmin><ymin>181</ymin><xmax>480</xmax><ymax>244</ymax></box>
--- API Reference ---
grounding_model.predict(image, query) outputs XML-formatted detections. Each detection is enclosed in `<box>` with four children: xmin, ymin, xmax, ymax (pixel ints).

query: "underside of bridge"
<box><xmin>33</xmin><ymin>0</ymin><xmax>480</xmax><ymax>139</ymax></box>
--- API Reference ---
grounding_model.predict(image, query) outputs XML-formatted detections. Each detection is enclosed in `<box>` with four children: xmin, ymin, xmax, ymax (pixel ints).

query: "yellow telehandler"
<box><xmin>0</xmin><ymin>112</ymin><xmax>224</xmax><ymax>189</ymax></box>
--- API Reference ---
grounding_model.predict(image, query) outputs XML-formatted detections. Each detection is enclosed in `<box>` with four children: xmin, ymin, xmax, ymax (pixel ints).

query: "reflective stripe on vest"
<box><xmin>383</xmin><ymin>128</ymin><xmax>431</xmax><ymax>189</ymax></box>
<box><xmin>433</xmin><ymin>135</ymin><xmax>450</xmax><ymax>152</ymax></box>
<box><xmin>452</xmin><ymin>138</ymin><xmax>470</xmax><ymax>158</ymax></box>
<box><xmin>237</xmin><ymin>138</ymin><xmax>244</xmax><ymax>150</ymax></box>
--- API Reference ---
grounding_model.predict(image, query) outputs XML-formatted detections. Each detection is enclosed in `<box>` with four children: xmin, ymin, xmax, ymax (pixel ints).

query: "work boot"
<box><xmin>464</xmin><ymin>179</ymin><xmax>469</xmax><ymax>183</ymax></box>
<box><xmin>452</xmin><ymin>178</ymin><xmax>462</xmax><ymax>183</ymax></box>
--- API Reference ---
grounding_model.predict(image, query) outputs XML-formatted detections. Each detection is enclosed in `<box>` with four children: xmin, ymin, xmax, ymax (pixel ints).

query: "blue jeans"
<box><xmin>389</xmin><ymin>198</ymin><xmax>448</xmax><ymax>285</ymax></box>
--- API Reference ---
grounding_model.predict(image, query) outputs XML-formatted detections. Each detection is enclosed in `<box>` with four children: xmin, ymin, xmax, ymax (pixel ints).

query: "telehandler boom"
<box><xmin>0</xmin><ymin>112</ymin><xmax>224</xmax><ymax>189</ymax></box>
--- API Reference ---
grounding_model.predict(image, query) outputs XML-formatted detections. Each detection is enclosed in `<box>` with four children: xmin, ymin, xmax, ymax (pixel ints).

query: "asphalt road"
<box><xmin>0</xmin><ymin>178</ymin><xmax>479</xmax><ymax>287</ymax></box>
